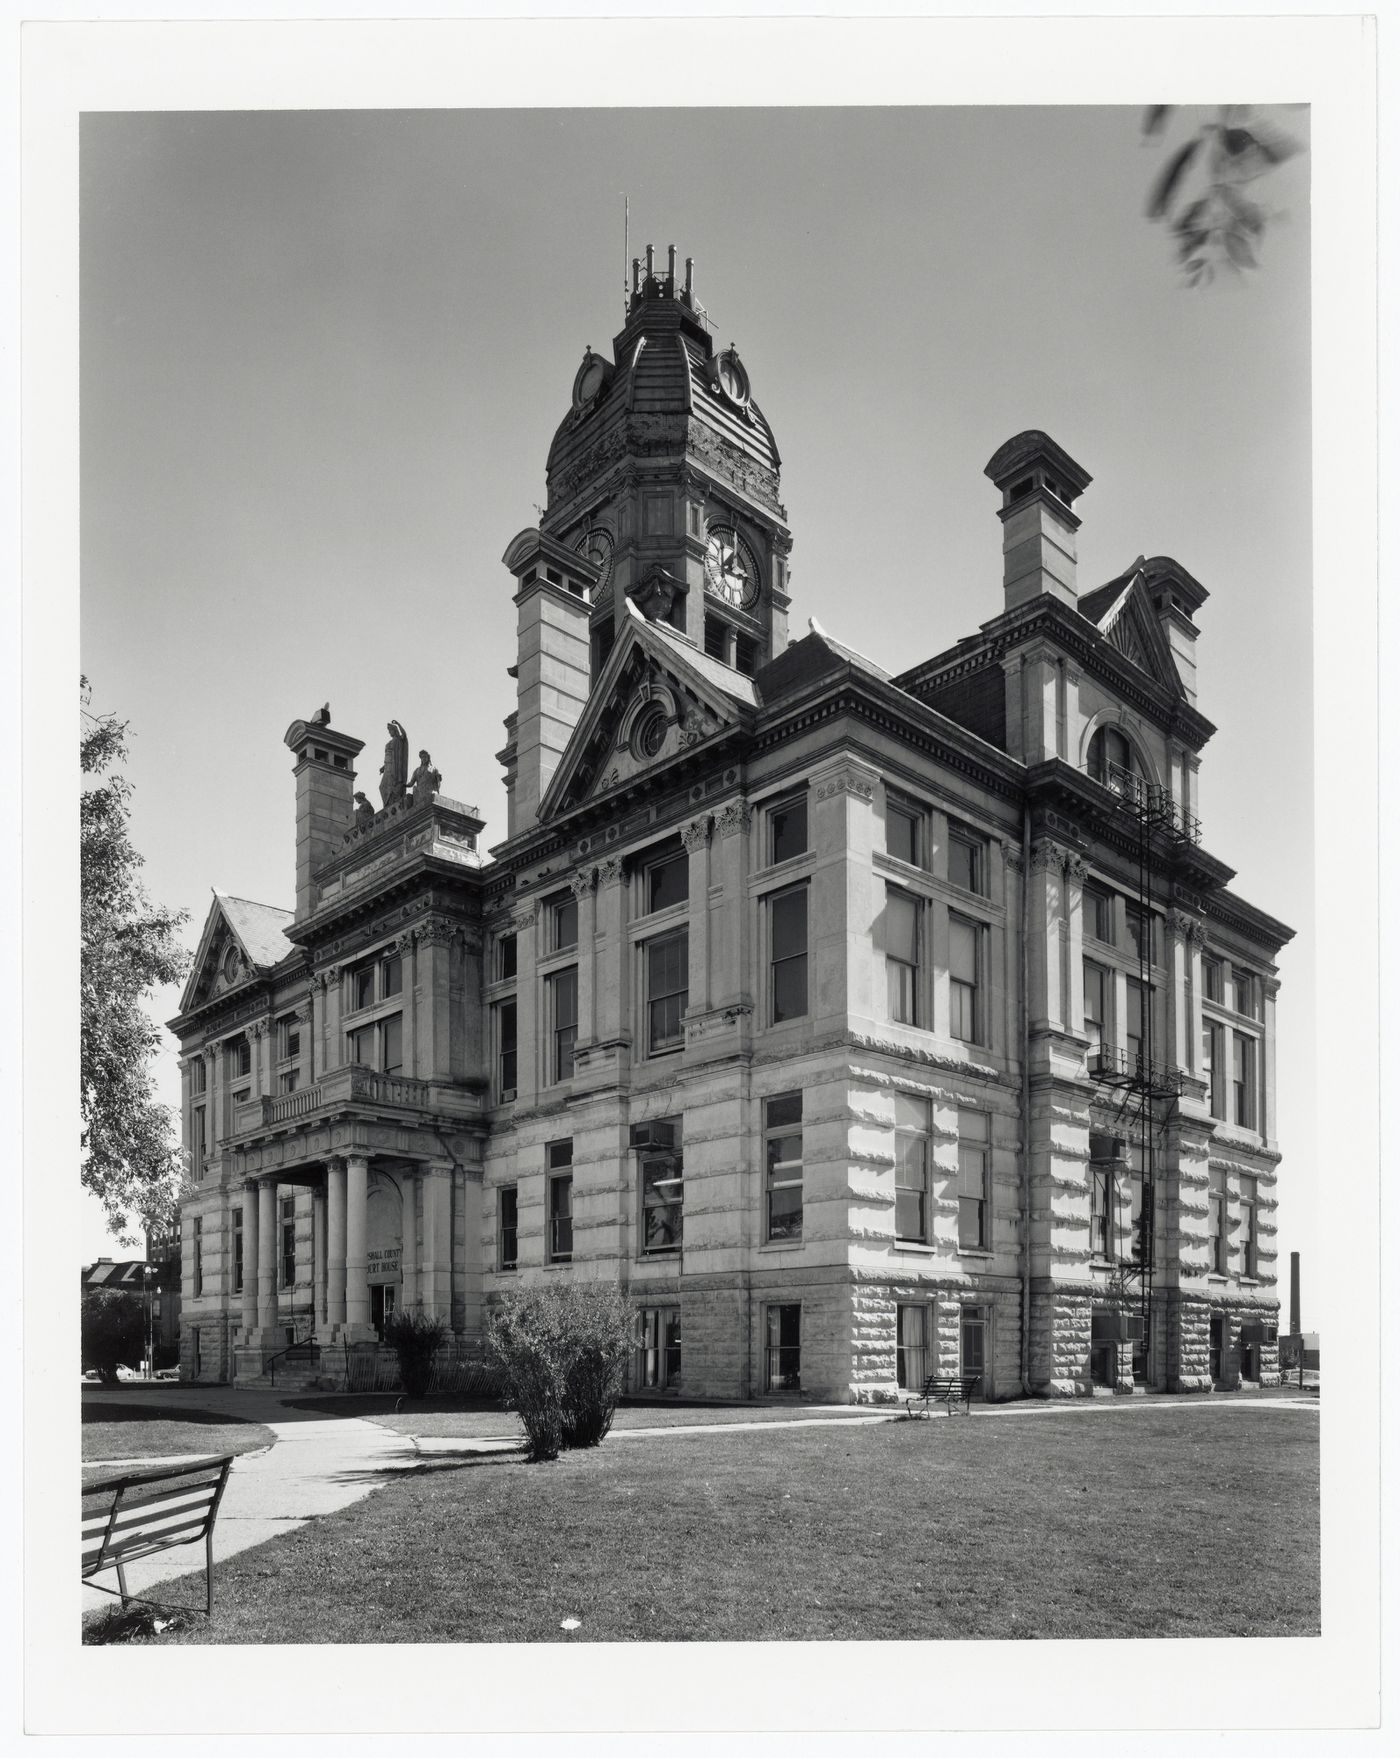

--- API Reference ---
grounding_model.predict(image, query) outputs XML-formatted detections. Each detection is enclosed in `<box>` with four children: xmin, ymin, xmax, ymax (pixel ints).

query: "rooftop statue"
<box><xmin>409</xmin><ymin>749</ymin><xmax>442</xmax><ymax>806</ymax></box>
<box><xmin>353</xmin><ymin>791</ymin><xmax>375</xmax><ymax>830</ymax></box>
<box><xmin>379</xmin><ymin>720</ymin><xmax>408</xmax><ymax>808</ymax></box>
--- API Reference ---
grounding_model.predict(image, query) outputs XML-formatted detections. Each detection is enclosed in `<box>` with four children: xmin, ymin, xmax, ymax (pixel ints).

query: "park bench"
<box><xmin>907</xmin><ymin>1373</ymin><xmax>981</xmax><ymax>1418</ymax></box>
<box><xmin>82</xmin><ymin>1454</ymin><xmax>234</xmax><ymax>1617</ymax></box>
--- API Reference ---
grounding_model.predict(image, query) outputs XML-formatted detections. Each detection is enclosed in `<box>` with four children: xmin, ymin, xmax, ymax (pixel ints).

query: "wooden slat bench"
<box><xmin>82</xmin><ymin>1454</ymin><xmax>234</xmax><ymax>1617</ymax></box>
<box><xmin>906</xmin><ymin>1374</ymin><xmax>981</xmax><ymax>1418</ymax></box>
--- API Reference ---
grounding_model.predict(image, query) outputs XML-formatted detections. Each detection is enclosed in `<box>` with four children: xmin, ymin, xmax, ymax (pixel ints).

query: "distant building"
<box><xmin>169</xmin><ymin>248</ymin><xmax>1292</xmax><ymax>1397</ymax></box>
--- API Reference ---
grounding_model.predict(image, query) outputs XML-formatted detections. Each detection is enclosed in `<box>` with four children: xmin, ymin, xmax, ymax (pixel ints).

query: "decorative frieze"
<box><xmin>813</xmin><ymin>772</ymin><xmax>874</xmax><ymax>803</ymax></box>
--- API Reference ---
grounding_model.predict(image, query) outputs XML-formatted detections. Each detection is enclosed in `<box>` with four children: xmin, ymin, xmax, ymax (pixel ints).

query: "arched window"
<box><xmin>1087</xmin><ymin>725</ymin><xmax>1143</xmax><ymax>795</ymax></box>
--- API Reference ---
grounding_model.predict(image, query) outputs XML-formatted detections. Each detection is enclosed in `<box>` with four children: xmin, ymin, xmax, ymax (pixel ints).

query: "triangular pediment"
<box><xmin>539</xmin><ymin>603</ymin><xmax>756</xmax><ymax>821</ymax></box>
<box><xmin>178</xmin><ymin>892</ymin><xmax>293</xmax><ymax>1014</ymax></box>
<box><xmin>1095</xmin><ymin>572</ymin><xmax>1184</xmax><ymax>696</ymax></box>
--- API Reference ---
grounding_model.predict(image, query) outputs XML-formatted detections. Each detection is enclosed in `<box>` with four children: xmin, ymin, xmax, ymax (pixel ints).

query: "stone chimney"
<box><xmin>283</xmin><ymin>714</ymin><xmax>364</xmax><ymax>920</ymax></box>
<box><xmin>1141</xmin><ymin>556</ymin><xmax>1209</xmax><ymax>705</ymax></box>
<box><xmin>984</xmin><ymin>430</ymin><xmax>1093</xmax><ymax>612</ymax></box>
<box><xmin>500</xmin><ymin>529</ymin><xmax>598</xmax><ymax>838</ymax></box>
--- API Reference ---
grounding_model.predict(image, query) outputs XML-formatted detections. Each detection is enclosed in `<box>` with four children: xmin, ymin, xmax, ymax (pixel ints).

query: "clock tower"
<box><xmin>541</xmin><ymin>245</ymin><xmax>793</xmax><ymax>682</ymax></box>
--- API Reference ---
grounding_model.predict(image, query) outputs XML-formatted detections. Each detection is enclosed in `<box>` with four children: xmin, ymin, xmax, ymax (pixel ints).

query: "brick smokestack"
<box><xmin>283</xmin><ymin>715</ymin><xmax>364</xmax><ymax>920</ymax></box>
<box><xmin>984</xmin><ymin>430</ymin><xmax>1092</xmax><ymax>612</ymax></box>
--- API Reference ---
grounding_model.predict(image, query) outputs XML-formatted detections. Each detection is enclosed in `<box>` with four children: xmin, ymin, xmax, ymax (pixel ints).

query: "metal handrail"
<box><xmin>267</xmin><ymin>1330</ymin><xmax>319</xmax><ymax>1386</ymax></box>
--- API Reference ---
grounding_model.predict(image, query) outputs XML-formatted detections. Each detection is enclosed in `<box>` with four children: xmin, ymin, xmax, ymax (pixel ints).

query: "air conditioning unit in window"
<box><xmin>1239</xmin><ymin>1320</ymin><xmax>1278</xmax><ymax>1346</ymax></box>
<box><xmin>629</xmin><ymin>1120</ymin><xmax>677</xmax><ymax>1151</ymax></box>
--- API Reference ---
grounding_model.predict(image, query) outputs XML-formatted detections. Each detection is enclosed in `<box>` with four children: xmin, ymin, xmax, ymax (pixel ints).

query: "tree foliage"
<box><xmin>81</xmin><ymin>1287</ymin><xmax>145</xmax><ymax>1383</ymax></box>
<box><xmin>486</xmin><ymin>1281</ymin><xmax>635</xmax><ymax>1463</ymax></box>
<box><xmin>81</xmin><ymin>678</ymin><xmax>191</xmax><ymax>1245</ymax></box>
<box><xmin>1143</xmin><ymin>106</ymin><xmax>1303</xmax><ymax>286</ymax></box>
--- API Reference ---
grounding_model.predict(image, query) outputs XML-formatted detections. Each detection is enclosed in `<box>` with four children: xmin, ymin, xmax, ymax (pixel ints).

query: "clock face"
<box><xmin>572</xmin><ymin>351</ymin><xmax>609</xmax><ymax>409</ymax></box>
<box><xmin>704</xmin><ymin>527</ymin><xmax>758</xmax><ymax>609</ymax></box>
<box><xmin>715</xmin><ymin>347</ymin><xmax>750</xmax><ymax>409</ymax></box>
<box><xmin>574</xmin><ymin>527</ymin><xmax>615</xmax><ymax>592</ymax></box>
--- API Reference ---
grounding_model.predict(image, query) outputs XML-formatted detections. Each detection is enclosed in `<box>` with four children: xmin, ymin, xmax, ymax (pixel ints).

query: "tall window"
<box><xmin>957</xmin><ymin>1109</ymin><xmax>990</xmax><ymax>1250</ymax></box>
<box><xmin>229</xmin><ymin>1037</ymin><xmax>251</xmax><ymax>1079</ymax></box>
<box><xmin>885</xmin><ymin>795</ymin><xmax>921</xmax><ymax>866</ymax></box>
<box><xmin>1203</xmin><ymin>1021</ymin><xmax>1224</xmax><ymax>1117</ymax></box>
<box><xmin>638</xmin><ymin>1309</ymin><xmax>681</xmax><ymax>1390</ymax></box>
<box><xmin>1233</xmin><ymin>1034</ymin><xmax>1257</xmax><ymax>1130</ymax></box>
<box><xmin>766</xmin><ymin>1304</ymin><xmax>801</xmax><ymax>1392</ymax></box>
<box><xmin>547</xmin><ymin>1143</ymin><xmax>573</xmax><ymax>1262</ymax></box>
<box><xmin>769</xmin><ymin>792</ymin><xmax>808</xmax><ymax>865</ymax></box>
<box><xmin>1083</xmin><ymin>961</ymin><xmax>1109</xmax><ymax>1058</ymax></box>
<box><xmin>1089</xmin><ymin>1132</ymin><xmax>1121</xmax><ymax>1260</ymax></box>
<box><xmin>1126</xmin><ymin>903</ymin><xmax>1155</xmax><ymax>966</ymax></box>
<box><xmin>278</xmin><ymin>1016</ymin><xmax>301</xmax><ymax>1063</ymax></box>
<box><xmin>1126</xmin><ymin>1146</ymin><xmax>1148</xmax><ymax>1264</ymax></box>
<box><xmin>764</xmin><ymin>1093</ymin><xmax>804</xmax><ymax>1241</ymax></box>
<box><xmin>896</xmin><ymin>1305</ymin><xmax>927</xmax><ymax>1390</ymax></box>
<box><xmin>948</xmin><ymin>913</ymin><xmax>982</xmax><ymax>1045</ymax></box>
<box><xmin>348</xmin><ymin>948</ymin><xmax>401</xmax><ymax>1013</ymax></box>
<box><xmin>769</xmin><ymin>885</ymin><xmax>808</xmax><ymax>1023</ymax></box>
<box><xmin>231</xmin><ymin>1208</ymin><xmax>243</xmax><ymax>1295</ymax></box>
<box><xmin>1088</xmin><ymin>725</ymin><xmax>1142</xmax><ymax>794</ymax></box>
<box><xmin>496</xmin><ymin>999</ymin><xmax>518</xmax><ymax>1101</ymax></box>
<box><xmin>191</xmin><ymin>1216</ymin><xmax>203</xmax><ymax>1299</ymax></box>
<box><xmin>498</xmin><ymin>1185</ymin><xmax>518</xmax><ymax>1271</ymax></box>
<box><xmin>1084</xmin><ymin>883</ymin><xmax>1114</xmax><ymax>946</ymax></box>
<box><xmin>347</xmin><ymin>1013</ymin><xmax>403</xmax><ymax>1076</ymax></box>
<box><xmin>280</xmin><ymin>1197</ymin><xmax>296</xmax><ymax>1288</ymax></box>
<box><xmin>644</xmin><ymin>847</ymin><xmax>688</xmax><ymax>914</ymax></box>
<box><xmin>1238</xmin><ymin>1175</ymin><xmax>1259</xmax><ymax>1277</ymax></box>
<box><xmin>960</xmin><ymin>1306</ymin><xmax>987</xmax><ymax>1383</ymax></box>
<box><xmin>1209</xmin><ymin>1168</ymin><xmax>1228</xmax><ymax>1273</ymax></box>
<box><xmin>947</xmin><ymin>825</ymin><xmax>986</xmax><ymax>896</ymax></box>
<box><xmin>496</xmin><ymin>933</ymin><xmax>518</xmax><ymax>981</ymax></box>
<box><xmin>191</xmin><ymin>1106</ymin><xmax>207</xmax><ymax>1180</ymax></box>
<box><xmin>884</xmin><ymin>888</ymin><xmax>921</xmax><ymax>1026</ymax></box>
<box><xmin>1233</xmin><ymin>970</ymin><xmax>1257</xmax><ymax>1019</ymax></box>
<box><xmin>646</xmin><ymin>931</ymin><xmax>688</xmax><ymax>1054</ymax></box>
<box><xmin>551</xmin><ymin>895</ymin><xmax>579</xmax><ymax>953</ymax></box>
<box><xmin>1202</xmin><ymin>955</ymin><xmax>1223</xmax><ymax>1003</ymax></box>
<box><xmin>548</xmin><ymin>968</ymin><xmax>578</xmax><ymax>1083</ymax></box>
<box><xmin>190</xmin><ymin>1057</ymin><xmax>207</xmax><ymax>1096</ymax></box>
<box><xmin>1126</xmin><ymin>978</ymin><xmax>1148</xmax><ymax>1068</ymax></box>
<box><xmin>894</xmin><ymin>1093</ymin><xmax>931</xmax><ymax>1243</ymax></box>
<box><xmin>278</xmin><ymin>1067</ymin><xmax>301</xmax><ymax>1095</ymax></box>
<box><xmin>641</xmin><ymin>1149</ymin><xmax>683</xmax><ymax>1253</ymax></box>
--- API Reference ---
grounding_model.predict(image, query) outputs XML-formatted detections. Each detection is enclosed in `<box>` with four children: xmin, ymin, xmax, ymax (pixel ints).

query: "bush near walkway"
<box><xmin>381</xmin><ymin>1310</ymin><xmax>448</xmax><ymax>1399</ymax></box>
<box><xmin>486</xmin><ymin>1281</ymin><xmax>633</xmax><ymax>1461</ymax></box>
<box><xmin>103</xmin><ymin>1405</ymin><xmax>1320</xmax><ymax>1645</ymax></box>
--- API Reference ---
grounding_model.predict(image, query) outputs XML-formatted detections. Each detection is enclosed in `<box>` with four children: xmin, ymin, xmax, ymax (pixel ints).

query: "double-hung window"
<box><xmin>1202</xmin><ymin>955</ymin><xmax>1223</xmax><ymax>1003</ymax></box>
<box><xmin>1238</xmin><ymin>1175</ymin><xmax>1259</xmax><ymax>1277</ymax></box>
<box><xmin>550</xmin><ymin>895</ymin><xmax>579</xmax><ymax>954</ymax></box>
<box><xmin>1083</xmin><ymin>961</ymin><xmax>1109</xmax><ymax>1059</ymax></box>
<box><xmin>885</xmin><ymin>795</ymin><xmax>921</xmax><ymax>866</ymax></box>
<box><xmin>547</xmin><ymin>968</ymin><xmax>578</xmax><ymax>1083</ymax></box>
<box><xmin>896</xmin><ymin>1305</ymin><xmax>927</xmax><ymax>1390</ymax></box>
<box><xmin>765</xmin><ymin>1304</ymin><xmax>801</xmax><ymax>1392</ymax></box>
<box><xmin>498</xmin><ymin>1185</ymin><xmax>518</xmax><ymax>1271</ymax></box>
<box><xmin>884</xmin><ymin>888</ymin><xmax>921</xmax><ymax>1026</ymax></box>
<box><xmin>894</xmin><ymin>1094</ymin><xmax>931</xmax><ymax>1244</ymax></box>
<box><xmin>547</xmin><ymin>1142</ymin><xmax>573</xmax><ymax>1262</ymax></box>
<box><xmin>1126</xmin><ymin>903</ymin><xmax>1155</xmax><ymax>966</ymax></box>
<box><xmin>347</xmin><ymin>1013</ymin><xmax>404</xmax><ymax>1077</ymax></box>
<box><xmin>947</xmin><ymin>824</ymin><xmax>986</xmax><ymax>896</ymax></box>
<box><xmin>1234</xmin><ymin>970</ymin><xmax>1257</xmax><ymax>1019</ymax></box>
<box><xmin>948</xmin><ymin>913</ymin><xmax>982</xmax><ymax>1045</ymax></box>
<box><xmin>769</xmin><ymin>792</ymin><xmax>808</xmax><ymax>865</ymax></box>
<box><xmin>1208</xmin><ymin>1169</ymin><xmax>1229</xmax><ymax>1272</ymax></box>
<box><xmin>764</xmin><ymin>1093</ymin><xmax>803</xmax><ymax>1241</ymax></box>
<box><xmin>638</xmin><ymin>1309</ymin><xmax>681</xmax><ymax>1390</ymax></box>
<box><xmin>957</xmin><ymin>1109</ymin><xmax>990</xmax><ymax>1250</ymax></box>
<box><xmin>769</xmin><ymin>885</ymin><xmax>808</xmax><ymax>1023</ymax></box>
<box><xmin>1125</xmin><ymin>978</ymin><xmax>1148</xmax><ymax>1070</ymax></box>
<box><xmin>228</xmin><ymin>1036</ymin><xmax>252</xmax><ymax>1081</ymax></box>
<box><xmin>644</xmin><ymin>847</ymin><xmax>688</xmax><ymax>914</ymax></box>
<box><xmin>646</xmin><ymin>930</ymin><xmax>688</xmax><ymax>1054</ymax></box>
<box><xmin>496</xmin><ymin>933</ymin><xmax>518</xmax><ymax>982</ymax></box>
<box><xmin>1089</xmin><ymin>1132</ymin><xmax>1120</xmax><ymax>1260</ymax></box>
<box><xmin>191</xmin><ymin>1105</ymin><xmax>207</xmax><ymax>1180</ymax></box>
<box><xmin>231</xmin><ymin>1208</ymin><xmax>243</xmax><ymax>1295</ymax></box>
<box><xmin>1233</xmin><ymin>1034</ymin><xmax>1257</xmax><ymax>1130</ymax></box>
<box><xmin>280</xmin><ymin>1197</ymin><xmax>296</xmax><ymax>1288</ymax></box>
<box><xmin>1203</xmin><ymin>1020</ymin><xmax>1224</xmax><ymax>1117</ymax></box>
<box><xmin>1083</xmin><ymin>883</ymin><xmax>1114</xmax><ymax>947</ymax></box>
<box><xmin>191</xmin><ymin>1216</ymin><xmax>203</xmax><ymax>1300</ymax></box>
<box><xmin>641</xmin><ymin>1149</ymin><xmax>683</xmax><ymax>1253</ymax></box>
<box><xmin>496</xmin><ymin>999</ymin><xmax>518</xmax><ymax>1101</ymax></box>
<box><xmin>960</xmin><ymin>1306</ymin><xmax>987</xmax><ymax>1382</ymax></box>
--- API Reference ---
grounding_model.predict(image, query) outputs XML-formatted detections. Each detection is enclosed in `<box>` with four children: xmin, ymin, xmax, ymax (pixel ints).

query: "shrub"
<box><xmin>486</xmin><ymin>1281</ymin><xmax>635</xmax><ymax>1463</ymax></box>
<box><xmin>81</xmin><ymin>1288</ymin><xmax>144</xmax><ymax>1385</ymax></box>
<box><xmin>382</xmin><ymin>1309</ymin><xmax>448</xmax><ymax>1400</ymax></box>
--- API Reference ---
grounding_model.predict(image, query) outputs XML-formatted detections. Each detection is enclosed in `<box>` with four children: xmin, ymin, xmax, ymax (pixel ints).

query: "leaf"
<box><xmin>1143</xmin><ymin>105</ymin><xmax>1173</xmax><ymax>136</ymax></box>
<box><xmin>1147</xmin><ymin>137</ymin><xmax>1203</xmax><ymax>220</ymax></box>
<box><xmin>1224</xmin><ymin>228</ymin><xmax>1257</xmax><ymax>269</ymax></box>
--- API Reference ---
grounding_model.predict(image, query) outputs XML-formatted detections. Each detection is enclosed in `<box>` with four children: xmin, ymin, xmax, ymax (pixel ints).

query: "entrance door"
<box><xmin>1208</xmin><ymin>1314</ymin><xmax>1224</xmax><ymax>1382</ymax></box>
<box><xmin>371</xmin><ymin>1284</ymin><xmax>397</xmax><ymax>1338</ymax></box>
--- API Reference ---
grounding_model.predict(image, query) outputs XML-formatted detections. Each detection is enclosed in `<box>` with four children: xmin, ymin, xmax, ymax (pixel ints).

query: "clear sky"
<box><xmin>79</xmin><ymin>105</ymin><xmax>1313</xmax><ymax>1276</ymax></box>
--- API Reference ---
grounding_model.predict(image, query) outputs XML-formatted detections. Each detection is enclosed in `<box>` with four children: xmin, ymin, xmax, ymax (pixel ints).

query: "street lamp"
<box><xmin>142</xmin><ymin>1264</ymin><xmax>157</xmax><ymax>1380</ymax></box>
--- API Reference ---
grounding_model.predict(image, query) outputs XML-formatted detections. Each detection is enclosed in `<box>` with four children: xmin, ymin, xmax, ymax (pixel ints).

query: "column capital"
<box><xmin>715</xmin><ymin>798</ymin><xmax>752</xmax><ymax>837</ymax></box>
<box><xmin>681</xmin><ymin>814</ymin><xmax>712</xmax><ymax>852</ymax></box>
<box><xmin>569</xmin><ymin>865</ymin><xmax>598</xmax><ymax>899</ymax></box>
<box><xmin>595</xmin><ymin>855</ymin><xmax>624</xmax><ymax>887</ymax></box>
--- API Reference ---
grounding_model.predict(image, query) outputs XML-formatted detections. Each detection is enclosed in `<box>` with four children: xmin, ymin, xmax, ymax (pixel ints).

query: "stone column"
<box><xmin>415</xmin><ymin>922</ymin><xmax>457</xmax><ymax>1082</ymax></box>
<box><xmin>1165</xmin><ymin>911</ymin><xmax>1196</xmax><ymax>1074</ymax></box>
<box><xmin>240</xmin><ymin>1180</ymin><xmax>259</xmax><ymax>1339</ymax></box>
<box><xmin>714</xmin><ymin>809</ymin><xmax>749</xmax><ymax>1010</ymax></box>
<box><xmin>257</xmin><ymin>1179</ymin><xmax>278</xmax><ymax>1336</ymax></box>
<box><xmin>312</xmin><ymin>1184</ymin><xmax>327</xmax><ymax>1332</ymax></box>
<box><xmin>326</xmin><ymin>1158</ymin><xmax>347</xmax><ymax>1331</ymax></box>
<box><xmin>808</xmin><ymin>760</ymin><xmax>880</xmax><ymax>1034</ymax></box>
<box><xmin>458</xmin><ymin>1167</ymin><xmax>484</xmax><ymax>1340</ymax></box>
<box><xmin>251</xmin><ymin>1020</ymin><xmax>269</xmax><ymax>1099</ymax></box>
<box><xmin>207</xmin><ymin>1042</ymin><xmax>224</xmax><ymax>1154</ymax></box>
<box><xmin>398</xmin><ymin>930</ymin><xmax>419</xmax><ymax>1078</ymax></box>
<box><xmin>1062</xmin><ymin>853</ymin><xmax>1086</xmax><ymax>1038</ymax></box>
<box><xmin>400</xmin><ymin>1170</ymin><xmax>419</xmax><ymax>1311</ymax></box>
<box><xmin>1262</xmin><ymin>977</ymin><xmax>1281</xmax><ymax>1149</ymax></box>
<box><xmin>325</xmin><ymin>966</ymin><xmax>344</xmax><ymax>1071</ymax></box>
<box><xmin>681</xmin><ymin>815</ymin><xmax>712</xmax><ymax>1019</ymax></box>
<box><xmin>513</xmin><ymin>905</ymin><xmax>540</xmax><ymax>1103</ymax></box>
<box><xmin>572</xmin><ymin>867</ymin><xmax>598</xmax><ymax>1048</ymax></box>
<box><xmin>345</xmin><ymin>1153</ymin><xmax>371</xmax><ymax>1335</ymax></box>
<box><xmin>1027</xmin><ymin>841</ymin><xmax>1066</xmax><ymax>1031</ymax></box>
<box><xmin>419</xmin><ymin>1163</ymin><xmax>451</xmax><ymax>1320</ymax></box>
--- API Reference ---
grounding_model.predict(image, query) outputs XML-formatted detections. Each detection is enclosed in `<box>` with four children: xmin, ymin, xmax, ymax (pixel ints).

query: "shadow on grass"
<box><xmin>81</xmin><ymin>1401</ymin><xmax>266</xmax><ymax>1427</ymax></box>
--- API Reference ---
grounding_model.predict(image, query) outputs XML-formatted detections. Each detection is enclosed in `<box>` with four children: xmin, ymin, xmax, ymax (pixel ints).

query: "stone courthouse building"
<box><xmin>170</xmin><ymin>247</ymin><xmax>1292</xmax><ymax>1400</ymax></box>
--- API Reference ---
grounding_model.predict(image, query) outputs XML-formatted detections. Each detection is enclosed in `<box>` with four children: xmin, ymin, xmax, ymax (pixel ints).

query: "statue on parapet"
<box><xmin>409</xmin><ymin>749</ymin><xmax>442</xmax><ymax>806</ymax></box>
<box><xmin>353</xmin><ymin>791</ymin><xmax>375</xmax><ymax>830</ymax></box>
<box><xmin>379</xmin><ymin>720</ymin><xmax>409</xmax><ymax>808</ymax></box>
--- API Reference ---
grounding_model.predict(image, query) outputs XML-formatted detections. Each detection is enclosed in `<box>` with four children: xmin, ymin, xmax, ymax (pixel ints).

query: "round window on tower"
<box><xmin>714</xmin><ymin>347</ymin><xmax>750</xmax><ymax>410</ymax></box>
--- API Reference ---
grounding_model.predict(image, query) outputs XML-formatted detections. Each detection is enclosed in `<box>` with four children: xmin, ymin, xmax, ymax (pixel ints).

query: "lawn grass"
<box><xmin>96</xmin><ymin>1404</ymin><xmax>1319</xmax><ymax>1645</ymax></box>
<box><xmin>82</xmin><ymin>1401</ymin><xmax>276</xmax><ymax>1476</ymax></box>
